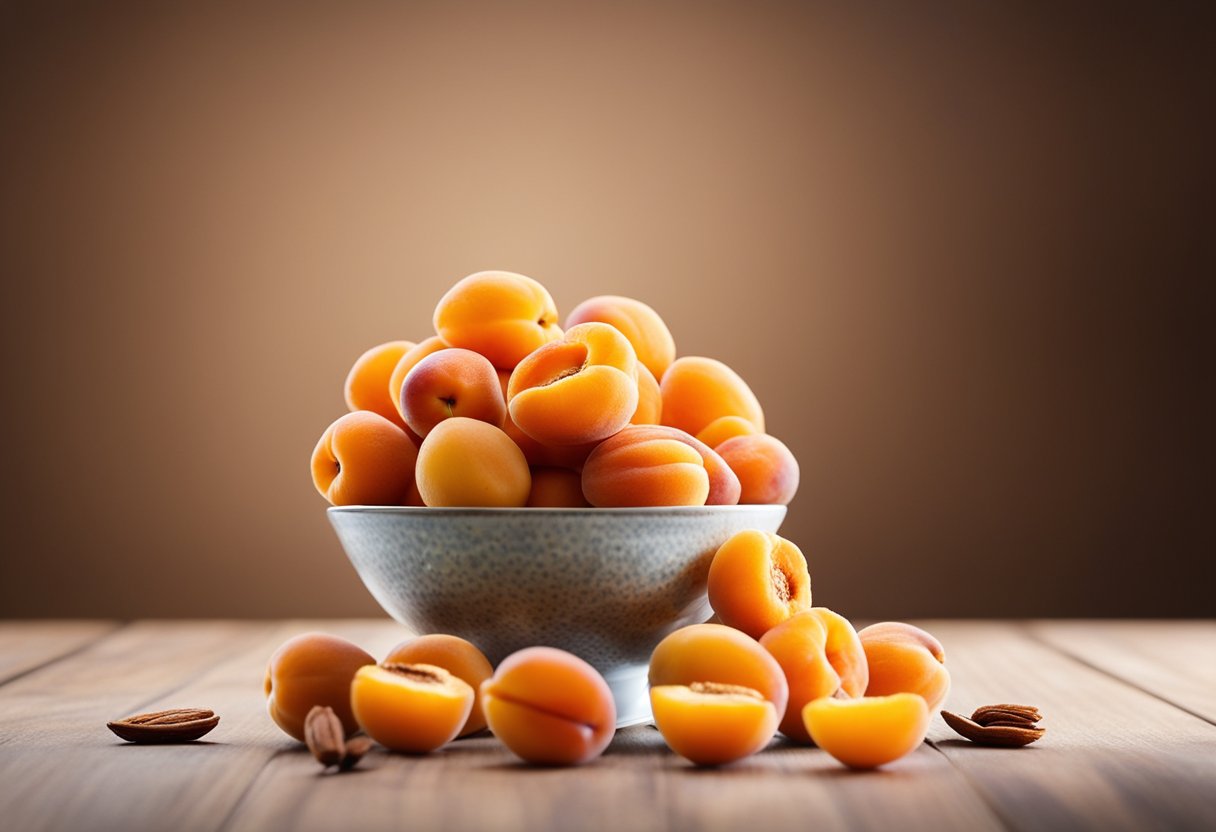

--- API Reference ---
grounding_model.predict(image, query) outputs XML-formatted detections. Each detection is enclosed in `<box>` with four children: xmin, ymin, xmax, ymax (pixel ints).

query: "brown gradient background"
<box><xmin>1</xmin><ymin>2</ymin><xmax>1212</xmax><ymax>619</ymax></box>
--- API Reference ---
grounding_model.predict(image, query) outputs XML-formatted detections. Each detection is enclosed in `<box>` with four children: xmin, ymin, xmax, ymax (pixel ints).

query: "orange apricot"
<box><xmin>760</xmin><ymin>608</ymin><xmax>869</xmax><ymax>743</ymax></box>
<box><xmin>629</xmin><ymin>364</ymin><xmax>663</xmax><ymax>425</ymax></box>
<box><xmin>581</xmin><ymin>425</ymin><xmax>740</xmax><ymax>507</ymax></box>
<box><xmin>263</xmin><ymin>633</ymin><xmax>375</xmax><ymax>741</ymax></box>
<box><xmin>527</xmin><ymin>467</ymin><xmax>590</xmax><ymax>507</ymax></box>
<box><xmin>660</xmin><ymin>356</ymin><xmax>765</xmax><ymax>438</ymax></box>
<box><xmin>384</xmin><ymin>635</ymin><xmax>494</xmax><ymax>737</ymax></box>
<box><xmin>481</xmin><ymin>646</ymin><xmax>616</xmax><ymax>765</ymax></box>
<box><xmin>351</xmin><ymin>663</ymin><xmax>474</xmax><ymax>753</ymax></box>
<box><xmin>706</xmin><ymin>531</ymin><xmax>812</xmax><ymax>638</ymax></box>
<box><xmin>650</xmin><ymin>682</ymin><xmax>779</xmax><ymax>766</ymax></box>
<box><xmin>858</xmin><ymin>622</ymin><xmax>951</xmax><ymax>711</ymax></box>
<box><xmin>311</xmin><ymin>411</ymin><xmax>418</xmax><ymax>506</ymax></box>
<box><xmin>434</xmin><ymin>271</ymin><xmax>562</xmax><ymax>369</ymax></box>
<box><xmin>400</xmin><ymin>348</ymin><xmax>506</xmax><ymax>438</ymax></box>
<box><xmin>344</xmin><ymin>340</ymin><xmax>414</xmax><ymax>429</ymax></box>
<box><xmin>695</xmin><ymin>415</ymin><xmax>758</xmax><ymax>449</ymax></box>
<box><xmin>803</xmin><ymin>693</ymin><xmax>930</xmax><ymax>769</ymax></box>
<box><xmin>565</xmin><ymin>295</ymin><xmax>676</xmax><ymax>379</ymax></box>
<box><xmin>649</xmin><ymin>623</ymin><xmax>789</xmax><ymax>718</ymax></box>
<box><xmin>507</xmin><ymin>322</ymin><xmax>638</xmax><ymax>446</ymax></box>
<box><xmin>716</xmin><ymin>434</ymin><xmax>800</xmax><ymax>505</ymax></box>
<box><xmin>389</xmin><ymin>336</ymin><xmax>450</xmax><ymax>424</ymax></box>
<box><xmin>415</xmin><ymin>417</ymin><xmax>530</xmax><ymax>507</ymax></box>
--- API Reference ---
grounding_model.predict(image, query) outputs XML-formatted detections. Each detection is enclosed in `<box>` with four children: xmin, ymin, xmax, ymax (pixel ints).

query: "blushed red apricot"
<box><xmin>716</xmin><ymin>434</ymin><xmax>800</xmax><ymax>505</ymax></box>
<box><xmin>648</xmin><ymin>623</ymin><xmax>788</xmax><ymax>718</ymax></box>
<box><xmin>695</xmin><ymin>415</ymin><xmax>758</xmax><ymax>449</ymax></box>
<box><xmin>630</xmin><ymin>364</ymin><xmax>663</xmax><ymax>425</ymax></box>
<box><xmin>263</xmin><ymin>633</ymin><xmax>375</xmax><ymax>741</ymax></box>
<box><xmin>706</xmin><ymin>530</ymin><xmax>811</xmax><ymax>638</ymax></box>
<box><xmin>527</xmin><ymin>467</ymin><xmax>590</xmax><ymax>507</ymax></box>
<box><xmin>858</xmin><ymin>622</ymin><xmax>951</xmax><ymax>711</ymax></box>
<box><xmin>507</xmin><ymin>322</ymin><xmax>639</xmax><ymax>446</ymax></box>
<box><xmin>565</xmin><ymin>295</ymin><xmax>676</xmax><ymax>379</ymax></box>
<box><xmin>344</xmin><ymin>340</ymin><xmax>414</xmax><ymax>430</ymax></box>
<box><xmin>803</xmin><ymin>694</ymin><xmax>930</xmax><ymax>769</ymax></box>
<box><xmin>760</xmin><ymin>608</ymin><xmax>868</xmax><ymax>743</ymax></box>
<box><xmin>650</xmin><ymin>682</ymin><xmax>779</xmax><ymax>766</ymax></box>
<box><xmin>351</xmin><ymin>663</ymin><xmax>474</xmax><ymax>753</ymax></box>
<box><xmin>660</xmin><ymin>356</ymin><xmax>765</xmax><ymax>438</ymax></box>
<box><xmin>384</xmin><ymin>635</ymin><xmax>494</xmax><ymax>737</ymax></box>
<box><xmin>481</xmin><ymin>647</ymin><xmax>616</xmax><ymax>765</ymax></box>
<box><xmin>581</xmin><ymin>427</ymin><xmax>709</xmax><ymax>507</ymax></box>
<box><xmin>400</xmin><ymin>348</ymin><xmax>506</xmax><ymax>438</ymax></box>
<box><xmin>311</xmin><ymin>411</ymin><xmax>418</xmax><ymax>506</ymax></box>
<box><xmin>415</xmin><ymin>418</ymin><xmax>531</xmax><ymax>507</ymax></box>
<box><xmin>389</xmin><ymin>336</ymin><xmax>449</xmax><ymax>425</ymax></box>
<box><xmin>581</xmin><ymin>425</ymin><xmax>739</xmax><ymax>507</ymax></box>
<box><xmin>434</xmin><ymin>271</ymin><xmax>562</xmax><ymax>369</ymax></box>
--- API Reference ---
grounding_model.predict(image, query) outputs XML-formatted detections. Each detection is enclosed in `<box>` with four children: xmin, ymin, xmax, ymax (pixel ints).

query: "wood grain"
<box><xmin>1</xmin><ymin>620</ymin><xmax>1213</xmax><ymax>832</ymax></box>
<box><xmin>0</xmin><ymin>620</ymin><xmax>119</xmax><ymax>683</ymax></box>
<box><xmin>924</xmin><ymin>620</ymin><xmax>1216</xmax><ymax>832</ymax></box>
<box><xmin>1028</xmin><ymin>620</ymin><xmax>1216</xmax><ymax>723</ymax></box>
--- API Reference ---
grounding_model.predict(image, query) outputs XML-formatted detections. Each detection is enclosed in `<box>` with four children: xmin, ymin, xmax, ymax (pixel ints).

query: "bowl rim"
<box><xmin>328</xmin><ymin>504</ymin><xmax>787</xmax><ymax>517</ymax></box>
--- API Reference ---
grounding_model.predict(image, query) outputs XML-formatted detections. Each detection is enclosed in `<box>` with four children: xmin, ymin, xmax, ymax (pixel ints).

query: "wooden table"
<box><xmin>1</xmin><ymin>620</ymin><xmax>1213</xmax><ymax>831</ymax></box>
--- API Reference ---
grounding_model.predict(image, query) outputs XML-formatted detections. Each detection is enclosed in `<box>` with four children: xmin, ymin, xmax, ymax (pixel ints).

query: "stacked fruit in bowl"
<box><xmin>310</xmin><ymin>270</ymin><xmax>798</xmax><ymax>509</ymax></box>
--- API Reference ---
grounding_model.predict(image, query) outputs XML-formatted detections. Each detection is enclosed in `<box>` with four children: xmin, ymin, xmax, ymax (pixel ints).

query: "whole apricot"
<box><xmin>716</xmin><ymin>434</ymin><xmax>800</xmax><ymax>505</ymax></box>
<box><xmin>311</xmin><ymin>411</ymin><xmax>418</xmax><ymax>506</ymax></box>
<box><xmin>263</xmin><ymin>633</ymin><xmax>375</xmax><ymax>741</ymax></box>
<box><xmin>481</xmin><ymin>647</ymin><xmax>616</xmax><ymax>765</ymax></box>
<box><xmin>389</xmin><ymin>336</ymin><xmax>449</xmax><ymax>424</ymax></box>
<box><xmin>760</xmin><ymin>608</ymin><xmax>868</xmax><ymax>743</ymax></box>
<box><xmin>507</xmin><ymin>322</ymin><xmax>639</xmax><ymax>446</ymax></box>
<box><xmin>400</xmin><ymin>348</ymin><xmax>506</xmax><ymax>437</ymax></box>
<box><xmin>434</xmin><ymin>271</ymin><xmax>562</xmax><ymax>369</ymax></box>
<box><xmin>581</xmin><ymin>425</ymin><xmax>740</xmax><ymax>507</ymax></box>
<box><xmin>415</xmin><ymin>417</ymin><xmax>531</xmax><ymax>507</ymax></box>
<box><xmin>503</xmin><ymin>413</ymin><xmax>598</xmax><ymax>470</ymax></box>
<box><xmin>351</xmin><ymin>663</ymin><xmax>474</xmax><ymax>753</ymax></box>
<box><xmin>707</xmin><ymin>530</ymin><xmax>812</xmax><ymax>638</ymax></box>
<box><xmin>858</xmin><ymin>622</ymin><xmax>951</xmax><ymax>711</ymax></box>
<box><xmin>565</xmin><ymin>295</ymin><xmax>676</xmax><ymax>379</ymax></box>
<box><xmin>802</xmin><ymin>693</ymin><xmax>930</xmax><ymax>769</ymax></box>
<box><xmin>660</xmin><ymin>356</ymin><xmax>765</xmax><ymax>438</ymax></box>
<box><xmin>630</xmin><ymin>364</ymin><xmax>663</xmax><ymax>425</ymax></box>
<box><xmin>344</xmin><ymin>340</ymin><xmax>413</xmax><ymax>429</ymax></box>
<box><xmin>384</xmin><ymin>634</ymin><xmax>494</xmax><ymax>736</ymax></box>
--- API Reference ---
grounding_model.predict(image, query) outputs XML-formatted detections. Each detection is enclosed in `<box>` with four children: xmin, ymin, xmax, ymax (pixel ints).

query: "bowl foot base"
<box><xmin>604</xmin><ymin>664</ymin><xmax>653</xmax><ymax>728</ymax></box>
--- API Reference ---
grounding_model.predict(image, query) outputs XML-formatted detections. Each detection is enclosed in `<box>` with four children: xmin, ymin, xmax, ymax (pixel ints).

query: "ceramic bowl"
<box><xmin>328</xmin><ymin>505</ymin><xmax>786</xmax><ymax>726</ymax></box>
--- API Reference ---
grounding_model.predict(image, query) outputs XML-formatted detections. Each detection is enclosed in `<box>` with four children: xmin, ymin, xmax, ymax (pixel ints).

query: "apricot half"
<box><xmin>649</xmin><ymin>623</ymin><xmax>788</xmax><ymax>718</ymax></box>
<box><xmin>481</xmin><ymin>647</ymin><xmax>616</xmax><ymax>765</ymax></box>
<box><xmin>650</xmin><ymin>682</ymin><xmax>779</xmax><ymax>766</ymax></box>
<box><xmin>384</xmin><ymin>635</ymin><xmax>494</xmax><ymax>736</ymax></box>
<box><xmin>802</xmin><ymin>693</ymin><xmax>930</xmax><ymax>769</ymax></box>
<box><xmin>707</xmin><ymin>531</ymin><xmax>812</xmax><ymax>638</ymax></box>
<box><xmin>507</xmin><ymin>322</ymin><xmax>639</xmax><ymax>446</ymax></box>
<box><xmin>351</xmin><ymin>663</ymin><xmax>474</xmax><ymax>753</ymax></box>
<box><xmin>263</xmin><ymin>633</ymin><xmax>375</xmax><ymax>741</ymax></box>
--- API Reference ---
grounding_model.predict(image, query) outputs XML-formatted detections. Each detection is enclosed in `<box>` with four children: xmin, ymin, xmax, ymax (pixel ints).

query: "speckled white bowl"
<box><xmin>328</xmin><ymin>505</ymin><xmax>786</xmax><ymax>726</ymax></box>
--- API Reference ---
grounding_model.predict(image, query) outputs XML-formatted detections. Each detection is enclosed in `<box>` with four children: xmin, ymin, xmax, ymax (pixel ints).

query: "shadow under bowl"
<box><xmin>328</xmin><ymin>504</ymin><xmax>786</xmax><ymax>726</ymax></box>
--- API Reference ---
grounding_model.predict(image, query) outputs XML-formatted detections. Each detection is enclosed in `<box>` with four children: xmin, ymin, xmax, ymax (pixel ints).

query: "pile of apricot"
<box><xmin>264</xmin><ymin>529</ymin><xmax>950</xmax><ymax>770</ymax></box>
<box><xmin>311</xmin><ymin>270</ymin><xmax>799</xmax><ymax>508</ymax></box>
